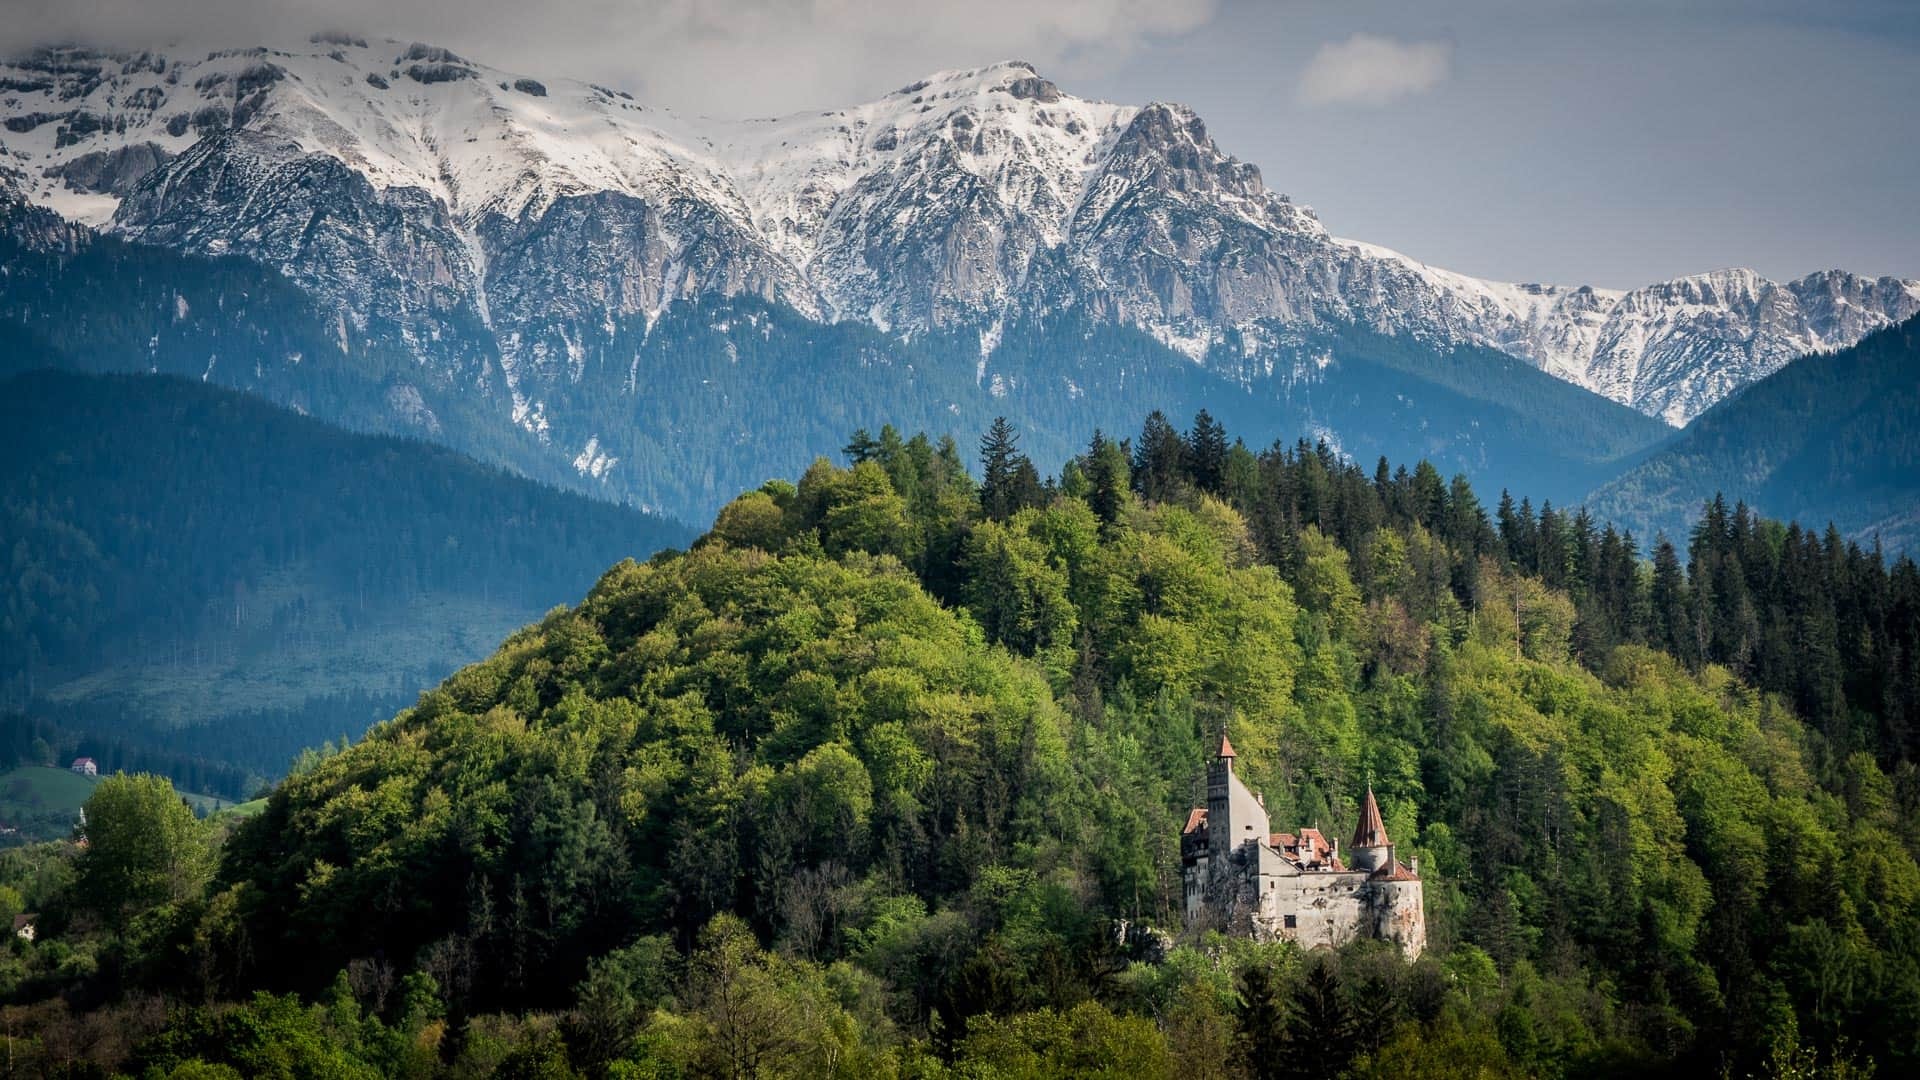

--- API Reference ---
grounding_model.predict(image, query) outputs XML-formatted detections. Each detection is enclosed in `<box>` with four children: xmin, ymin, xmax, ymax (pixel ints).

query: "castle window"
<box><xmin>1284</xmin><ymin>914</ymin><xmax>1296</xmax><ymax>929</ymax></box>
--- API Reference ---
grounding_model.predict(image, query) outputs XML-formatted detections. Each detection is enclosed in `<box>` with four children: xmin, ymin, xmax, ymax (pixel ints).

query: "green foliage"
<box><xmin>75</xmin><ymin>773</ymin><xmax>211</xmax><ymax>920</ymax></box>
<box><xmin>211</xmin><ymin>535</ymin><xmax>1077</xmax><ymax>1007</ymax></box>
<box><xmin>954</xmin><ymin>1000</ymin><xmax>1175</xmax><ymax>1078</ymax></box>
<box><xmin>130</xmin><ymin>991</ymin><xmax>386</xmax><ymax>1078</ymax></box>
<box><xmin>4</xmin><ymin>410</ymin><xmax>1918</xmax><ymax>1079</ymax></box>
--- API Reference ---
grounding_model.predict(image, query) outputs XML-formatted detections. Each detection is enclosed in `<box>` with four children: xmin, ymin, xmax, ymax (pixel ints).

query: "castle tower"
<box><xmin>1348</xmin><ymin>786</ymin><xmax>1392</xmax><ymax>874</ymax></box>
<box><xmin>1206</xmin><ymin>731</ymin><xmax>1271</xmax><ymax>870</ymax></box>
<box><xmin>1205</xmin><ymin>731</ymin><xmax>1236</xmax><ymax>863</ymax></box>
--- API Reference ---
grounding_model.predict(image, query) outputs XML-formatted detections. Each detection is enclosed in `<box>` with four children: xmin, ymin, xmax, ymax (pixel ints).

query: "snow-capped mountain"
<box><xmin>2</xmin><ymin>36</ymin><xmax>1915</xmax><ymax>427</ymax></box>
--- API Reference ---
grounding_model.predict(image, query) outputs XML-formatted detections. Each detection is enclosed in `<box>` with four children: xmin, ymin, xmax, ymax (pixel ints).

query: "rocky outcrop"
<box><xmin>113</xmin><ymin>130</ymin><xmax>492</xmax><ymax>386</ymax></box>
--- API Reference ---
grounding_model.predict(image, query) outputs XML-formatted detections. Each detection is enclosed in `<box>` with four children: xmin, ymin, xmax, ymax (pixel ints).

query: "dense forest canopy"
<box><xmin>0</xmin><ymin>370</ymin><xmax>693</xmax><ymax>784</ymax></box>
<box><xmin>0</xmin><ymin>410</ymin><xmax>1915</xmax><ymax>1078</ymax></box>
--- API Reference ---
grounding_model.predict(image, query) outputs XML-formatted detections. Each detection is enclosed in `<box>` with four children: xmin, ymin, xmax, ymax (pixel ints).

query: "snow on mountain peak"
<box><xmin>0</xmin><ymin>37</ymin><xmax>746</xmax><ymax>228</ymax></box>
<box><xmin>2</xmin><ymin>37</ymin><xmax>1914</xmax><ymax>425</ymax></box>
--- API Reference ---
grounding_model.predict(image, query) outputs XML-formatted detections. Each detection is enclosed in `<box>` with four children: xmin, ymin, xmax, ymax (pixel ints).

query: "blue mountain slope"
<box><xmin>1585</xmin><ymin>315</ymin><xmax>1920</xmax><ymax>551</ymax></box>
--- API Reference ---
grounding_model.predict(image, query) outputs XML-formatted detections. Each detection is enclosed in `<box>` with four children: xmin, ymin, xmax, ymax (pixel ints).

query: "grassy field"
<box><xmin>0</xmin><ymin>766</ymin><xmax>232</xmax><ymax>842</ymax></box>
<box><xmin>217</xmin><ymin>798</ymin><xmax>268</xmax><ymax>820</ymax></box>
<box><xmin>0</xmin><ymin>766</ymin><xmax>96</xmax><ymax>842</ymax></box>
<box><xmin>0</xmin><ymin>766</ymin><xmax>98</xmax><ymax>813</ymax></box>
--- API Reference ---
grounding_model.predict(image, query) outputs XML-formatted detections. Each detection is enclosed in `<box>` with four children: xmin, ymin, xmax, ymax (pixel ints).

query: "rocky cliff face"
<box><xmin>113</xmin><ymin>129</ymin><xmax>493</xmax><ymax>384</ymax></box>
<box><xmin>1573</xmin><ymin>269</ymin><xmax>1920</xmax><ymax>425</ymax></box>
<box><xmin>0</xmin><ymin>168</ymin><xmax>88</xmax><ymax>252</ymax></box>
<box><xmin>2</xmin><ymin>38</ymin><xmax>1915</xmax><ymax>432</ymax></box>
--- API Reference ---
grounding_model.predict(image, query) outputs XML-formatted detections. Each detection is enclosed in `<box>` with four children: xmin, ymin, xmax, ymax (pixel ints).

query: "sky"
<box><xmin>5</xmin><ymin>0</ymin><xmax>1916</xmax><ymax>288</ymax></box>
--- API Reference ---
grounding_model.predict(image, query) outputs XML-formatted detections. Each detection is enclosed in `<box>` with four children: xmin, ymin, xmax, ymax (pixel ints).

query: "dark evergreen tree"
<box><xmin>1496</xmin><ymin>490</ymin><xmax>1523</xmax><ymax>564</ymax></box>
<box><xmin>1237</xmin><ymin>963</ymin><xmax>1289</xmax><ymax>1080</ymax></box>
<box><xmin>1083</xmin><ymin>430</ymin><xmax>1130</xmax><ymax>526</ymax></box>
<box><xmin>978</xmin><ymin>417</ymin><xmax>1021</xmax><ymax>521</ymax></box>
<box><xmin>1133</xmin><ymin>410</ymin><xmax>1189</xmax><ymax>504</ymax></box>
<box><xmin>1187</xmin><ymin>409</ymin><xmax>1229</xmax><ymax>495</ymax></box>
<box><xmin>843</xmin><ymin>429</ymin><xmax>880</xmax><ymax>464</ymax></box>
<box><xmin>1006</xmin><ymin>458</ymin><xmax>1046</xmax><ymax>517</ymax></box>
<box><xmin>1410</xmin><ymin>461</ymin><xmax>1448</xmax><ymax>531</ymax></box>
<box><xmin>1283</xmin><ymin>956</ymin><xmax>1355</xmax><ymax>1077</ymax></box>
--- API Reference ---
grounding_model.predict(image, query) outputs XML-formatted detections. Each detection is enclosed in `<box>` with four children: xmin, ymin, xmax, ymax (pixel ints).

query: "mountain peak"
<box><xmin>894</xmin><ymin>59</ymin><xmax>1050</xmax><ymax>97</ymax></box>
<box><xmin>2</xmin><ymin>34</ymin><xmax>1913</xmax><ymax>427</ymax></box>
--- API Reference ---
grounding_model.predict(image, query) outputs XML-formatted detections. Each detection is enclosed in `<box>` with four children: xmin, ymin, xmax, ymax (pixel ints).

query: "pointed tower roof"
<box><xmin>1216</xmin><ymin>730</ymin><xmax>1236</xmax><ymax>759</ymax></box>
<box><xmin>1352</xmin><ymin>787</ymin><xmax>1388</xmax><ymax>848</ymax></box>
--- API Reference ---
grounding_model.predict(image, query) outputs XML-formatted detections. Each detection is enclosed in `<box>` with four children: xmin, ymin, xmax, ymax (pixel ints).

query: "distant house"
<box><xmin>12</xmin><ymin>914</ymin><xmax>35</xmax><ymax>941</ymax></box>
<box><xmin>70</xmin><ymin>758</ymin><xmax>97</xmax><ymax>778</ymax></box>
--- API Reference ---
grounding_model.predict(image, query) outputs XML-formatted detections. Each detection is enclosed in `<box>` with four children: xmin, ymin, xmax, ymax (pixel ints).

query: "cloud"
<box><xmin>0</xmin><ymin>0</ymin><xmax>1221</xmax><ymax>117</ymax></box>
<box><xmin>1296</xmin><ymin>33</ymin><xmax>1452</xmax><ymax>108</ymax></box>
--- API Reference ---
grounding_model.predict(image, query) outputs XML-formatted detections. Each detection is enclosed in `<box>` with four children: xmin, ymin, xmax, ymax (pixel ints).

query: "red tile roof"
<box><xmin>1353</xmin><ymin>787</ymin><xmax>1389</xmax><ymax>848</ymax></box>
<box><xmin>1183</xmin><ymin>808</ymin><xmax>1208</xmax><ymax>835</ymax></box>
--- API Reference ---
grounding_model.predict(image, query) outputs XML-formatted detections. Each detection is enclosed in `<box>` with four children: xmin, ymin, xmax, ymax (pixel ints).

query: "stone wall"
<box><xmin>1372</xmin><ymin>879</ymin><xmax>1426</xmax><ymax>957</ymax></box>
<box><xmin>1253</xmin><ymin>869</ymin><xmax>1370</xmax><ymax>950</ymax></box>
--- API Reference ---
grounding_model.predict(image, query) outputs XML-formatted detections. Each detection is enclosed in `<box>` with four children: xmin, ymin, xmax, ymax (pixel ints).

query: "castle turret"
<box><xmin>1205</xmin><ymin>731</ymin><xmax>1235</xmax><ymax>862</ymax></box>
<box><xmin>1205</xmin><ymin>731</ymin><xmax>1270</xmax><ymax>871</ymax></box>
<box><xmin>1349</xmin><ymin>786</ymin><xmax>1392</xmax><ymax>874</ymax></box>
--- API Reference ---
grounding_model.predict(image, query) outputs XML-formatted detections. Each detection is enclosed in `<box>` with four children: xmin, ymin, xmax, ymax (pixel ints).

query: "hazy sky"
<box><xmin>7</xmin><ymin>0</ymin><xmax>1917</xmax><ymax>288</ymax></box>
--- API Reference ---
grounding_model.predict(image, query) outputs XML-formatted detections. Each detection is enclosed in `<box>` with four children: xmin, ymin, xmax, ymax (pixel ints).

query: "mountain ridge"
<box><xmin>3</xmin><ymin>36</ymin><xmax>1913</xmax><ymax>431</ymax></box>
<box><xmin>1585</xmin><ymin>313</ymin><xmax>1920</xmax><ymax>553</ymax></box>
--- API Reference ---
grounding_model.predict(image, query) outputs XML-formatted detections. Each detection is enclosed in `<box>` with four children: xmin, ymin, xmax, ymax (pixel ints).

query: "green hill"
<box><xmin>1585</xmin><ymin>314</ymin><xmax>1920</xmax><ymax>551</ymax></box>
<box><xmin>0</xmin><ymin>412</ymin><xmax>1913</xmax><ymax>1076</ymax></box>
<box><xmin>0</xmin><ymin>765</ymin><xmax>97</xmax><ymax>817</ymax></box>
<box><xmin>182</xmin><ymin>413</ymin><xmax>1918</xmax><ymax>1073</ymax></box>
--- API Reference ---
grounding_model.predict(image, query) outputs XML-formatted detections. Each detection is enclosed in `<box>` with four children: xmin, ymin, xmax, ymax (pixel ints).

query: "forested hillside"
<box><xmin>0</xmin><ymin>370</ymin><xmax>691</xmax><ymax>782</ymax></box>
<box><xmin>0</xmin><ymin>412</ymin><xmax>1913</xmax><ymax>1077</ymax></box>
<box><xmin>458</xmin><ymin>300</ymin><xmax>1674</xmax><ymax>520</ymax></box>
<box><xmin>1587</xmin><ymin>314</ymin><xmax>1920</xmax><ymax>553</ymax></box>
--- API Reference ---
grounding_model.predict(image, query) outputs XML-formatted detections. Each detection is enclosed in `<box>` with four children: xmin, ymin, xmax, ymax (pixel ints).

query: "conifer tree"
<box><xmin>978</xmin><ymin>417</ymin><xmax>1020</xmax><ymax>521</ymax></box>
<box><xmin>842</xmin><ymin>428</ymin><xmax>879</xmax><ymax>464</ymax></box>
<box><xmin>1649</xmin><ymin>535</ymin><xmax>1691</xmax><ymax>665</ymax></box>
<box><xmin>1411</xmin><ymin>460</ymin><xmax>1448</xmax><ymax>530</ymax></box>
<box><xmin>1007</xmin><ymin>458</ymin><xmax>1046</xmax><ymax>515</ymax></box>
<box><xmin>1496</xmin><ymin>490</ymin><xmax>1522</xmax><ymax>563</ymax></box>
<box><xmin>1133</xmin><ymin>410</ymin><xmax>1188</xmax><ymax>504</ymax></box>
<box><xmin>1236</xmin><ymin>963</ymin><xmax>1289</xmax><ymax>1080</ymax></box>
<box><xmin>1084</xmin><ymin>430</ymin><xmax>1130</xmax><ymax>525</ymax></box>
<box><xmin>1446</xmin><ymin>474</ymin><xmax>1490</xmax><ymax>556</ymax></box>
<box><xmin>1188</xmin><ymin>409</ymin><xmax>1228</xmax><ymax>494</ymax></box>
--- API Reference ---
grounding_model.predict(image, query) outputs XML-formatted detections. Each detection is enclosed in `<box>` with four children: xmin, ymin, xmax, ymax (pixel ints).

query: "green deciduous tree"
<box><xmin>76</xmin><ymin>773</ymin><xmax>211</xmax><ymax>920</ymax></box>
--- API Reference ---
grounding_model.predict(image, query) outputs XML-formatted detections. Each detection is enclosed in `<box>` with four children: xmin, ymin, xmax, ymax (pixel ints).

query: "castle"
<box><xmin>1180</xmin><ymin>734</ymin><xmax>1426</xmax><ymax>958</ymax></box>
